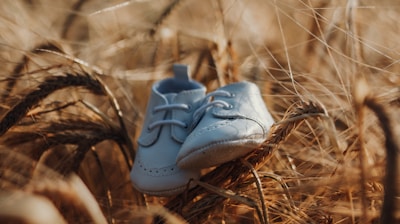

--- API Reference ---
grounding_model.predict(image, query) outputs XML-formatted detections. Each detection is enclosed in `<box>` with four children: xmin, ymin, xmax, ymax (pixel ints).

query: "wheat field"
<box><xmin>0</xmin><ymin>0</ymin><xmax>399</xmax><ymax>223</ymax></box>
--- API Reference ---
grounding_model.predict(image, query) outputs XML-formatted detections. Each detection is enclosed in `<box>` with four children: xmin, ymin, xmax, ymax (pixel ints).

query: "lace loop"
<box><xmin>190</xmin><ymin>90</ymin><xmax>233</xmax><ymax>130</ymax></box>
<box><xmin>148</xmin><ymin>103</ymin><xmax>190</xmax><ymax>130</ymax></box>
<box><xmin>192</xmin><ymin>100</ymin><xmax>230</xmax><ymax>120</ymax></box>
<box><xmin>153</xmin><ymin>104</ymin><xmax>190</xmax><ymax>113</ymax></box>
<box><xmin>148</xmin><ymin>119</ymin><xmax>187</xmax><ymax>130</ymax></box>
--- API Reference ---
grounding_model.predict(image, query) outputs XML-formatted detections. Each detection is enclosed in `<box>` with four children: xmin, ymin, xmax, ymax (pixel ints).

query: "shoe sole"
<box><xmin>131</xmin><ymin>182</ymin><xmax>191</xmax><ymax>197</ymax></box>
<box><xmin>177</xmin><ymin>138</ymin><xmax>264</xmax><ymax>169</ymax></box>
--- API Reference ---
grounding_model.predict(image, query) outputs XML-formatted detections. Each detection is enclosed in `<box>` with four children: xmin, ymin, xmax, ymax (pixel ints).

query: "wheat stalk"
<box><xmin>355</xmin><ymin>79</ymin><xmax>398</xmax><ymax>223</ymax></box>
<box><xmin>164</xmin><ymin>100</ymin><xmax>326</xmax><ymax>223</ymax></box>
<box><xmin>1</xmin><ymin>42</ymin><xmax>64</xmax><ymax>100</ymax></box>
<box><xmin>61</xmin><ymin>0</ymin><xmax>88</xmax><ymax>39</ymax></box>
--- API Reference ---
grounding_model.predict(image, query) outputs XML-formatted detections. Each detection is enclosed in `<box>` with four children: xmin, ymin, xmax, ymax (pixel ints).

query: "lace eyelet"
<box><xmin>185</xmin><ymin>105</ymin><xmax>192</xmax><ymax>112</ymax></box>
<box><xmin>224</xmin><ymin>104</ymin><xmax>233</xmax><ymax>110</ymax></box>
<box><xmin>229</xmin><ymin>93</ymin><xmax>235</xmax><ymax>97</ymax></box>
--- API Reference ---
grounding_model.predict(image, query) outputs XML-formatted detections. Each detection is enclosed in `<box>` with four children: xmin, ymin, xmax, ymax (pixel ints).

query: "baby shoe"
<box><xmin>176</xmin><ymin>81</ymin><xmax>274</xmax><ymax>169</ymax></box>
<box><xmin>130</xmin><ymin>64</ymin><xmax>205</xmax><ymax>196</ymax></box>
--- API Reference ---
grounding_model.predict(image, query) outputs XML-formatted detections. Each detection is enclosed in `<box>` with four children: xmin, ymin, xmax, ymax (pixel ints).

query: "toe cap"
<box><xmin>130</xmin><ymin>158</ymin><xmax>199</xmax><ymax>196</ymax></box>
<box><xmin>177</xmin><ymin>119</ymin><xmax>265</xmax><ymax>169</ymax></box>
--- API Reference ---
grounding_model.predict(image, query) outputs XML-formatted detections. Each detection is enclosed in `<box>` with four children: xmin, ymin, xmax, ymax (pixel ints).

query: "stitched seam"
<box><xmin>136</xmin><ymin>159</ymin><xmax>180</xmax><ymax>177</ymax></box>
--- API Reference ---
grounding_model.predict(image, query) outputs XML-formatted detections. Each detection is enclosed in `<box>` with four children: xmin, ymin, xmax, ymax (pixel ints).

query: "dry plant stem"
<box><xmin>0</xmin><ymin>190</ymin><xmax>67</xmax><ymax>224</ymax></box>
<box><xmin>212</xmin><ymin>0</ymin><xmax>226</xmax><ymax>87</ymax></box>
<box><xmin>192</xmin><ymin>50</ymin><xmax>208</xmax><ymax>79</ymax></box>
<box><xmin>0</xmin><ymin>73</ymin><xmax>103</xmax><ymax>136</ymax></box>
<box><xmin>1</xmin><ymin>42</ymin><xmax>63</xmax><ymax>100</ymax></box>
<box><xmin>61</xmin><ymin>0</ymin><xmax>88</xmax><ymax>38</ymax></box>
<box><xmin>241</xmin><ymin>159</ymin><xmax>269</xmax><ymax>224</ymax></box>
<box><xmin>43</xmin><ymin>123</ymin><xmax>121</xmax><ymax>151</ymax></box>
<box><xmin>29</xmin><ymin>175</ymin><xmax>108</xmax><ymax>224</ymax></box>
<box><xmin>1</xmin><ymin>66</ymin><xmax>134</xmax><ymax>171</ymax></box>
<box><xmin>146</xmin><ymin>205</ymin><xmax>188</xmax><ymax>224</ymax></box>
<box><xmin>356</xmin><ymin>95</ymin><xmax>368</xmax><ymax>223</ymax></box>
<box><xmin>226</xmin><ymin>40</ymin><xmax>239</xmax><ymax>82</ymax></box>
<box><xmin>66</xmin><ymin>175</ymin><xmax>108</xmax><ymax>224</ymax></box>
<box><xmin>70</xmin><ymin>144</ymin><xmax>91</xmax><ymax>174</ymax></box>
<box><xmin>89</xmin><ymin>147</ymin><xmax>114</xmax><ymax>224</ymax></box>
<box><xmin>363</xmin><ymin>97</ymin><xmax>398</xmax><ymax>224</ymax></box>
<box><xmin>33</xmin><ymin>49</ymin><xmax>136</xmax><ymax>167</ymax></box>
<box><xmin>261</xmin><ymin>173</ymin><xmax>295</xmax><ymax>211</ymax></box>
<box><xmin>29</xmin><ymin>100</ymin><xmax>79</xmax><ymax>116</ymax></box>
<box><xmin>305</xmin><ymin>0</ymin><xmax>328</xmax><ymax>55</ymax></box>
<box><xmin>98</xmin><ymin>79</ymin><xmax>136</xmax><ymax>167</ymax></box>
<box><xmin>80</xmin><ymin>100</ymin><xmax>133</xmax><ymax>168</ymax></box>
<box><xmin>192</xmin><ymin>179</ymin><xmax>266</xmax><ymax>224</ymax></box>
<box><xmin>165</xmin><ymin>101</ymin><xmax>325</xmax><ymax>223</ymax></box>
<box><xmin>345</xmin><ymin>0</ymin><xmax>363</xmax><ymax>70</ymax></box>
<box><xmin>150</xmin><ymin>0</ymin><xmax>182</xmax><ymax>36</ymax></box>
<box><xmin>272</xmin><ymin>0</ymin><xmax>300</xmax><ymax>99</ymax></box>
<box><xmin>192</xmin><ymin>49</ymin><xmax>219</xmax><ymax>88</ymax></box>
<box><xmin>3</xmin><ymin>123</ymin><xmax>125</xmax><ymax>184</ymax></box>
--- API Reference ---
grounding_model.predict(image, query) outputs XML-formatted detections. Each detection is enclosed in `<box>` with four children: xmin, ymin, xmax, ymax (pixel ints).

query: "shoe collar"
<box><xmin>138</xmin><ymin>64</ymin><xmax>206</xmax><ymax>146</ymax></box>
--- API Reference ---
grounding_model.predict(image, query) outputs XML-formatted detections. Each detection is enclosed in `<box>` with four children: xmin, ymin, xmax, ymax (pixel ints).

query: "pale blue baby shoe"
<box><xmin>130</xmin><ymin>65</ymin><xmax>205</xmax><ymax>196</ymax></box>
<box><xmin>176</xmin><ymin>81</ymin><xmax>274</xmax><ymax>169</ymax></box>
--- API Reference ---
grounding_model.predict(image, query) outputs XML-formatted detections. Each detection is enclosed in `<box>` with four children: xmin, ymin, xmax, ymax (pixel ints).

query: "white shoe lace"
<box><xmin>190</xmin><ymin>90</ymin><xmax>233</xmax><ymax>130</ymax></box>
<box><xmin>148</xmin><ymin>90</ymin><xmax>233</xmax><ymax>131</ymax></box>
<box><xmin>147</xmin><ymin>104</ymin><xmax>190</xmax><ymax>130</ymax></box>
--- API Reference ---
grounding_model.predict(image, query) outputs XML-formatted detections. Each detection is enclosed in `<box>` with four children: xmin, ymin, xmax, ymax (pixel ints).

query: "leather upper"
<box><xmin>131</xmin><ymin>64</ymin><xmax>205</xmax><ymax>196</ymax></box>
<box><xmin>137</xmin><ymin>86</ymin><xmax>205</xmax><ymax>146</ymax></box>
<box><xmin>211</xmin><ymin>81</ymin><xmax>273</xmax><ymax>132</ymax></box>
<box><xmin>176</xmin><ymin>81</ymin><xmax>274</xmax><ymax>169</ymax></box>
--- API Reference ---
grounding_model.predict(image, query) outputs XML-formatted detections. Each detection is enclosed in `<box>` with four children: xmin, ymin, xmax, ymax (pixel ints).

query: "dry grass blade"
<box><xmin>0</xmin><ymin>190</ymin><xmax>67</xmax><ymax>224</ymax></box>
<box><xmin>0</xmin><ymin>150</ymin><xmax>107</xmax><ymax>223</ymax></box>
<box><xmin>363</xmin><ymin>97</ymin><xmax>398</xmax><ymax>224</ymax></box>
<box><xmin>0</xmin><ymin>72</ymin><xmax>103</xmax><ymax>136</ymax></box>
<box><xmin>85</xmin><ymin>75</ymin><xmax>136</xmax><ymax>167</ymax></box>
<box><xmin>34</xmin><ymin>48</ymin><xmax>136</xmax><ymax>167</ymax></box>
<box><xmin>28</xmin><ymin>174</ymin><xmax>108</xmax><ymax>224</ymax></box>
<box><xmin>88</xmin><ymin>147</ymin><xmax>114</xmax><ymax>223</ymax></box>
<box><xmin>27</xmin><ymin>100</ymin><xmax>79</xmax><ymax>116</ymax></box>
<box><xmin>65</xmin><ymin>175</ymin><xmax>108</xmax><ymax>224</ymax></box>
<box><xmin>165</xmin><ymin>100</ymin><xmax>325</xmax><ymax>223</ymax></box>
<box><xmin>2</xmin><ymin>118</ymin><xmax>126</xmax><ymax>178</ymax></box>
<box><xmin>1</xmin><ymin>1</ymin><xmax>399</xmax><ymax>223</ymax></box>
<box><xmin>80</xmin><ymin>99</ymin><xmax>134</xmax><ymax>168</ymax></box>
<box><xmin>354</xmin><ymin>78</ymin><xmax>369</xmax><ymax>223</ymax></box>
<box><xmin>150</xmin><ymin>0</ymin><xmax>182</xmax><ymax>36</ymax></box>
<box><xmin>1</xmin><ymin>42</ymin><xmax>64</xmax><ymax>100</ymax></box>
<box><xmin>150</xmin><ymin>205</ymin><xmax>188</xmax><ymax>224</ymax></box>
<box><xmin>1</xmin><ymin>66</ymin><xmax>134</xmax><ymax>171</ymax></box>
<box><xmin>192</xmin><ymin>179</ymin><xmax>266</xmax><ymax>224</ymax></box>
<box><xmin>133</xmin><ymin>205</ymin><xmax>188</xmax><ymax>224</ymax></box>
<box><xmin>61</xmin><ymin>0</ymin><xmax>88</xmax><ymax>39</ymax></box>
<box><xmin>241</xmin><ymin>159</ymin><xmax>269</xmax><ymax>224</ymax></box>
<box><xmin>261</xmin><ymin>173</ymin><xmax>295</xmax><ymax>211</ymax></box>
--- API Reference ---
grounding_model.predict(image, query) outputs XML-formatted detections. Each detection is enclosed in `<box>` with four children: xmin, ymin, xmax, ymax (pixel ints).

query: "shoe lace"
<box><xmin>190</xmin><ymin>90</ymin><xmax>233</xmax><ymax>129</ymax></box>
<box><xmin>148</xmin><ymin>104</ymin><xmax>190</xmax><ymax>130</ymax></box>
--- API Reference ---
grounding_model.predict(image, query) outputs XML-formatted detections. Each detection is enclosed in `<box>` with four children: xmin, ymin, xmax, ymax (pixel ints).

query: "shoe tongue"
<box><xmin>164</xmin><ymin>93</ymin><xmax>177</xmax><ymax>103</ymax></box>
